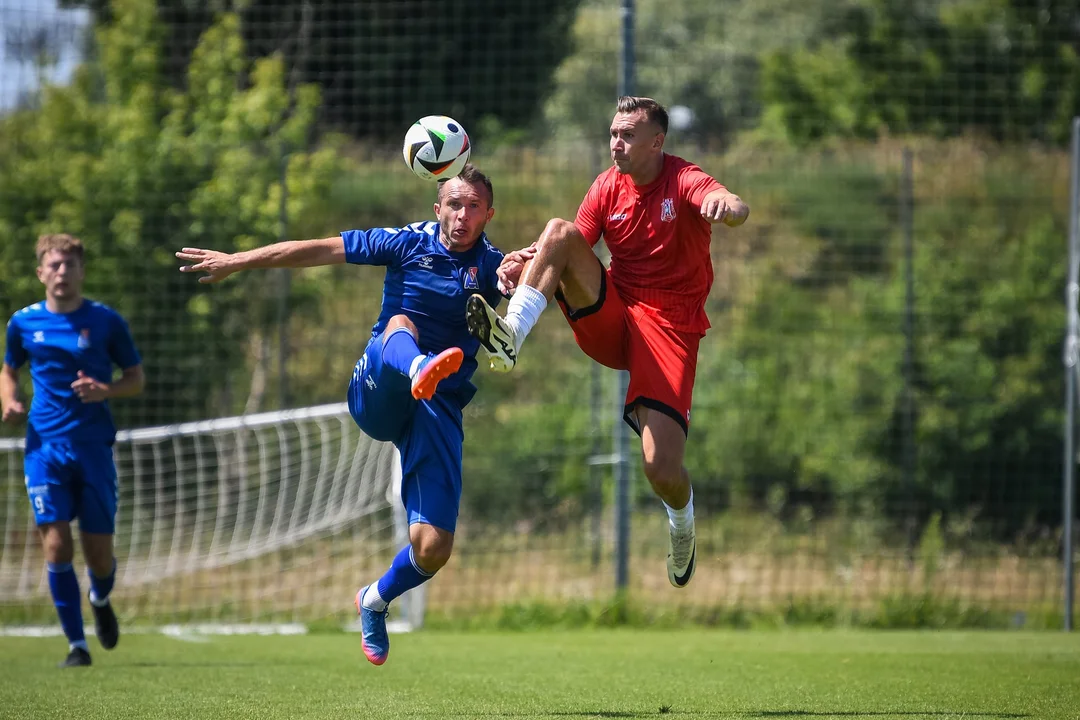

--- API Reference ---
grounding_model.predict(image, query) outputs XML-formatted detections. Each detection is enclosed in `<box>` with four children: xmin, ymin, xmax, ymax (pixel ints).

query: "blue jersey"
<box><xmin>342</xmin><ymin>221</ymin><xmax>505</xmax><ymax>406</ymax></box>
<box><xmin>4</xmin><ymin>300</ymin><xmax>141</xmax><ymax>446</ymax></box>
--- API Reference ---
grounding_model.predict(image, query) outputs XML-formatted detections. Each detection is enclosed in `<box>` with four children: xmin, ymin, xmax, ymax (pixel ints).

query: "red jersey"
<box><xmin>574</xmin><ymin>154</ymin><xmax>725</xmax><ymax>334</ymax></box>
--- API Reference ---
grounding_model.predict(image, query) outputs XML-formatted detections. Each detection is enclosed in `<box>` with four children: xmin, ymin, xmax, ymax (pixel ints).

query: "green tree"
<box><xmin>0</xmin><ymin>0</ymin><xmax>341</xmax><ymax>427</ymax></box>
<box><xmin>760</xmin><ymin>0</ymin><xmax>1080</xmax><ymax>145</ymax></box>
<box><xmin>544</xmin><ymin>0</ymin><xmax>854</xmax><ymax>147</ymax></box>
<box><xmin>63</xmin><ymin>0</ymin><xmax>582</xmax><ymax>140</ymax></box>
<box><xmin>688</xmin><ymin>143</ymin><xmax>1065</xmax><ymax>536</ymax></box>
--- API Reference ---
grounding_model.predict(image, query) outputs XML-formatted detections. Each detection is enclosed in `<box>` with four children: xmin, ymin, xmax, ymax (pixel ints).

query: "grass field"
<box><xmin>1</xmin><ymin>630</ymin><xmax>1078</xmax><ymax>719</ymax></box>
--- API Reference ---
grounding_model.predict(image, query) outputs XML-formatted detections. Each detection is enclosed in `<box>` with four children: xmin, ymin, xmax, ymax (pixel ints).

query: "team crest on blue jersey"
<box><xmin>661</xmin><ymin>198</ymin><xmax>677</xmax><ymax>223</ymax></box>
<box><xmin>464</xmin><ymin>266</ymin><xmax>479</xmax><ymax>290</ymax></box>
<box><xmin>78</xmin><ymin>329</ymin><xmax>91</xmax><ymax>349</ymax></box>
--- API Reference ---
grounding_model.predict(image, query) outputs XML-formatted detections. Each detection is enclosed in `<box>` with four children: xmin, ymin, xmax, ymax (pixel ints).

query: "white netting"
<box><xmin>0</xmin><ymin>404</ymin><xmax>420</xmax><ymax>627</ymax></box>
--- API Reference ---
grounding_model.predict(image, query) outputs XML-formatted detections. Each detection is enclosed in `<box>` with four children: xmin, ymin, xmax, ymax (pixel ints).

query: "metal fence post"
<box><xmin>1063</xmin><ymin>118</ymin><xmax>1080</xmax><ymax>631</ymax></box>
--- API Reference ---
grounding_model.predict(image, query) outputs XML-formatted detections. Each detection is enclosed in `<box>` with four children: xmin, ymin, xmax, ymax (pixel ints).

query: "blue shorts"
<box><xmin>25</xmin><ymin>441</ymin><xmax>118</xmax><ymax>534</ymax></box>
<box><xmin>348</xmin><ymin>332</ymin><xmax>464</xmax><ymax>533</ymax></box>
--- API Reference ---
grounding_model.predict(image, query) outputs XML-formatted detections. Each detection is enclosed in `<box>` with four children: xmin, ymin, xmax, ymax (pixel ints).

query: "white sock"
<box><xmin>408</xmin><ymin>355</ymin><xmax>425</xmax><ymax>381</ymax></box>
<box><xmin>70</xmin><ymin>640</ymin><xmax>89</xmax><ymax>652</ymax></box>
<box><xmin>664</xmin><ymin>488</ymin><xmax>694</xmax><ymax>532</ymax></box>
<box><xmin>503</xmin><ymin>284</ymin><xmax>548</xmax><ymax>352</ymax></box>
<box><xmin>361</xmin><ymin>584</ymin><xmax>388</xmax><ymax>612</ymax></box>
<box><xmin>89</xmin><ymin>590</ymin><xmax>109</xmax><ymax>607</ymax></box>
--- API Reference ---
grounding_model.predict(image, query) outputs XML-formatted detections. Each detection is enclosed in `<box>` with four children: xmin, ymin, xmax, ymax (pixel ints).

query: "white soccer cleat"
<box><xmin>666</xmin><ymin>520</ymin><xmax>697</xmax><ymax>588</ymax></box>
<box><xmin>465</xmin><ymin>294</ymin><xmax>518</xmax><ymax>372</ymax></box>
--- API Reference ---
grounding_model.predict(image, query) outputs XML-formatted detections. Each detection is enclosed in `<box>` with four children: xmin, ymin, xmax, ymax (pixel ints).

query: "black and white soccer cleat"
<box><xmin>465</xmin><ymin>294</ymin><xmax>518</xmax><ymax>373</ymax></box>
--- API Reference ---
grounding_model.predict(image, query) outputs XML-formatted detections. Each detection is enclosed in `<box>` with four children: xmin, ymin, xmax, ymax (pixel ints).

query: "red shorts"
<box><xmin>555</xmin><ymin>267</ymin><xmax>700</xmax><ymax>436</ymax></box>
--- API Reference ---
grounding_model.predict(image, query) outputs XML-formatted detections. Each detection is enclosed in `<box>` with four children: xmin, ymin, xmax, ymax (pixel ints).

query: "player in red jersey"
<box><xmin>466</xmin><ymin>96</ymin><xmax>748</xmax><ymax>588</ymax></box>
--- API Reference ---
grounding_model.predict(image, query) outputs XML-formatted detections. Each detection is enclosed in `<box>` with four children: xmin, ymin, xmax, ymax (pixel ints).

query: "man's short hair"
<box><xmin>36</xmin><ymin>234</ymin><xmax>85</xmax><ymax>264</ymax></box>
<box><xmin>616</xmin><ymin>96</ymin><xmax>669</xmax><ymax>135</ymax></box>
<box><xmin>437</xmin><ymin>163</ymin><xmax>494</xmax><ymax>208</ymax></box>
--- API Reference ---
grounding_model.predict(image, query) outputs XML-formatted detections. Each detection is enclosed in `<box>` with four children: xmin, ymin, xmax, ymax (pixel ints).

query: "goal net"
<box><xmin>0</xmin><ymin>404</ymin><xmax>425</xmax><ymax>630</ymax></box>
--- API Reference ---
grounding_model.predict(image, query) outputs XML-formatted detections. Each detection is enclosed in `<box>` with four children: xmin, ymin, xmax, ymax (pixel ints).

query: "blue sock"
<box><xmin>47</xmin><ymin>563</ymin><xmax>86</xmax><ymax>650</ymax></box>
<box><xmin>89</xmin><ymin>558</ymin><xmax>116</xmax><ymax>606</ymax></box>
<box><xmin>382</xmin><ymin>329</ymin><xmax>423</xmax><ymax>377</ymax></box>
<box><xmin>373</xmin><ymin>545</ymin><xmax>434</xmax><ymax>608</ymax></box>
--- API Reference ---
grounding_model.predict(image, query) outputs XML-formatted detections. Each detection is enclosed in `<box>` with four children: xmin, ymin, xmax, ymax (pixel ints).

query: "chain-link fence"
<box><xmin>0</xmin><ymin>0</ymin><xmax>1076</xmax><ymax>628</ymax></box>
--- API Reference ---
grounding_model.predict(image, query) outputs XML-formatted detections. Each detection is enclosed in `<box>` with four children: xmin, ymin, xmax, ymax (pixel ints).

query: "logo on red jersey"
<box><xmin>464</xmin><ymin>266</ymin><xmax>480</xmax><ymax>289</ymax></box>
<box><xmin>660</xmin><ymin>198</ymin><xmax>677</xmax><ymax>223</ymax></box>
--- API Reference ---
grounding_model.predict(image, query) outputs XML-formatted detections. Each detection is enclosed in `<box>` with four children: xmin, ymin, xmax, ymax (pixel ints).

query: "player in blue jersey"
<box><xmin>1</xmin><ymin>234</ymin><xmax>145</xmax><ymax>668</ymax></box>
<box><xmin>177</xmin><ymin>165</ymin><xmax>526</xmax><ymax>665</ymax></box>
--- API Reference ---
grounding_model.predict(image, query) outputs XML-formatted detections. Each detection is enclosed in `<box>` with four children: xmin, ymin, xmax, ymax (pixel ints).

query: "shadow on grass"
<box><xmin>403</xmin><ymin>710</ymin><xmax>1030</xmax><ymax>719</ymax></box>
<box><xmin>114</xmin><ymin>661</ymin><xmax>264</xmax><ymax>668</ymax></box>
<box><xmin>747</xmin><ymin>712</ymin><xmax>1028</xmax><ymax>719</ymax></box>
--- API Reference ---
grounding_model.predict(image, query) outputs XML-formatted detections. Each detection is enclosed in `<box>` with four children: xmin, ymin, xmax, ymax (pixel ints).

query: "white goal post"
<box><xmin>0</xmin><ymin>403</ymin><xmax>425</xmax><ymax>631</ymax></box>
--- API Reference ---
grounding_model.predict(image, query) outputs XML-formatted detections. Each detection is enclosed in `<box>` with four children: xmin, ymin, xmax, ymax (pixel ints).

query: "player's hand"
<box><xmin>1</xmin><ymin>401</ymin><xmax>26</xmax><ymax>425</ymax></box>
<box><xmin>176</xmin><ymin>248</ymin><xmax>238</xmax><ymax>284</ymax></box>
<box><xmin>701</xmin><ymin>192</ymin><xmax>749</xmax><ymax>227</ymax></box>
<box><xmin>701</xmin><ymin>195</ymin><xmax>734</xmax><ymax>224</ymax></box>
<box><xmin>71</xmin><ymin>371</ymin><xmax>110</xmax><ymax>403</ymax></box>
<box><xmin>497</xmin><ymin>245</ymin><xmax>537</xmax><ymax>294</ymax></box>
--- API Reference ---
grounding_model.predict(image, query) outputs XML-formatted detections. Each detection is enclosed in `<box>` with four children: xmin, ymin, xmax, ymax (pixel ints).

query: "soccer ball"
<box><xmin>403</xmin><ymin>115</ymin><xmax>471</xmax><ymax>181</ymax></box>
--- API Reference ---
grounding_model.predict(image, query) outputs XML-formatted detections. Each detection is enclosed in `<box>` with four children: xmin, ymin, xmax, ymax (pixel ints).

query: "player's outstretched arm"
<box><xmin>176</xmin><ymin>237</ymin><xmax>347</xmax><ymax>284</ymax></box>
<box><xmin>701</xmin><ymin>190</ymin><xmax>749</xmax><ymax>227</ymax></box>
<box><xmin>0</xmin><ymin>363</ymin><xmax>26</xmax><ymax>424</ymax></box>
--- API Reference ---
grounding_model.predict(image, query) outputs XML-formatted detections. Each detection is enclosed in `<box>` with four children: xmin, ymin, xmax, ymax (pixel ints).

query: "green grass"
<box><xmin>2</xmin><ymin>630</ymin><xmax>1078</xmax><ymax>719</ymax></box>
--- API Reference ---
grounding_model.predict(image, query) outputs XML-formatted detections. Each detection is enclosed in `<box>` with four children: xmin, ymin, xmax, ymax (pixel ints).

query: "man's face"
<box><xmin>609</xmin><ymin>110</ymin><xmax>664</xmax><ymax>175</ymax></box>
<box><xmin>37</xmin><ymin>249</ymin><xmax>85</xmax><ymax>301</ymax></box>
<box><xmin>434</xmin><ymin>178</ymin><xmax>495</xmax><ymax>251</ymax></box>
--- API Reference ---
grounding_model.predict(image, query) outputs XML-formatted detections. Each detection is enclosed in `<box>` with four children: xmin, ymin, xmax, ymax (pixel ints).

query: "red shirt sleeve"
<box><xmin>574</xmin><ymin>175</ymin><xmax>605</xmax><ymax>248</ymax></box>
<box><xmin>678</xmin><ymin>162</ymin><xmax>726</xmax><ymax>209</ymax></box>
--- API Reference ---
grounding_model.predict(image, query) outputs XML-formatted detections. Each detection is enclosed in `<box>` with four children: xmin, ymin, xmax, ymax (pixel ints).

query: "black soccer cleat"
<box><xmin>90</xmin><ymin>598</ymin><xmax>119</xmax><ymax>650</ymax></box>
<box><xmin>465</xmin><ymin>294</ymin><xmax>517</xmax><ymax>372</ymax></box>
<box><xmin>58</xmin><ymin>647</ymin><xmax>92</xmax><ymax>668</ymax></box>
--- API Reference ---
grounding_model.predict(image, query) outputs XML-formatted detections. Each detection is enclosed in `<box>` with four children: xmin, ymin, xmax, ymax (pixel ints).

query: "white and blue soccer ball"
<box><xmin>402</xmin><ymin>115</ymin><xmax>471</xmax><ymax>181</ymax></box>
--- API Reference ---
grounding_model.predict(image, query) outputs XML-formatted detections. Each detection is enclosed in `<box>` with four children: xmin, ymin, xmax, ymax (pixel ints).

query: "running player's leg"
<box><xmin>26</xmin><ymin>444</ymin><xmax>89</xmax><ymax>667</ymax></box>
<box><xmin>355</xmin><ymin>395</ymin><xmax>463</xmax><ymax>665</ymax></box>
<box><xmin>381</xmin><ymin>315</ymin><xmax>463</xmax><ymax>400</ymax></box>
<box><xmin>622</xmin><ymin>310</ymin><xmax>700</xmax><ymax>588</ymax></box>
<box><xmin>467</xmin><ymin>219</ymin><xmax>602</xmax><ymax>371</ymax></box>
<box><xmin>76</xmin><ymin>442</ymin><xmax>120</xmax><ymax>651</ymax></box>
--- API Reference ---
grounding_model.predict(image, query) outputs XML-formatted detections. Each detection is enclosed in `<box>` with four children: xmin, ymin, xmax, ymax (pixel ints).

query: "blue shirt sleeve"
<box><xmin>4</xmin><ymin>315</ymin><xmax>25</xmax><ymax>369</ymax></box>
<box><xmin>341</xmin><ymin>226</ymin><xmax>418</xmax><ymax>267</ymax></box>
<box><xmin>107</xmin><ymin>311</ymin><xmax>141</xmax><ymax>369</ymax></box>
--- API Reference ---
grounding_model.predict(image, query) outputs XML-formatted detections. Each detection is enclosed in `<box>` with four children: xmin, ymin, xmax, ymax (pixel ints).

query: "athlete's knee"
<box><xmin>537</xmin><ymin>218</ymin><xmax>581</xmax><ymax>253</ymax></box>
<box><xmin>384</xmin><ymin>315</ymin><xmax>418</xmax><ymax>339</ymax></box>
<box><xmin>39</xmin><ymin>524</ymin><xmax>74</xmax><ymax>564</ymax></box>
<box><xmin>642</xmin><ymin>446</ymin><xmax>685</xmax><ymax>495</ymax></box>
<box><xmin>411</xmin><ymin>529</ymin><xmax>454</xmax><ymax>573</ymax></box>
<box><xmin>81</xmin><ymin>536</ymin><xmax>114</xmax><ymax>577</ymax></box>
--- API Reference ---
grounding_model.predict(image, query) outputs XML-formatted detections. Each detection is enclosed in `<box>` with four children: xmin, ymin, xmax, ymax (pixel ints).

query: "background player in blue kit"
<box><xmin>1</xmin><ymin>234</ymin><xmax>145</xmax><ymax>668</ymax></box>
<box><xmin>177</xmin><ymin>165</ymin><xmax>527</xmax><ymax>665</ymax></box>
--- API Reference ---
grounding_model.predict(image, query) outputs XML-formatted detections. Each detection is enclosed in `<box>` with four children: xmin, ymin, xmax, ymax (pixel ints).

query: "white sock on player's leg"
<box><xmin>362</xmin><ymin>584</ymin><xmax>388</xmax><ymax>612</ymax></box>
<box><xmin>408</xmin><ymin>355</ymin><xmax>425</xmax><ymax>381</ymax></box>
<box><xmin>503</xmin><ymin>285</ymin><xmax>547</xmax><ymax>352</ymax></box>
<box><xmin>664</xmin><ymin>488</ymin><xmax>694</xmax><ymax>532</ymax></box>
